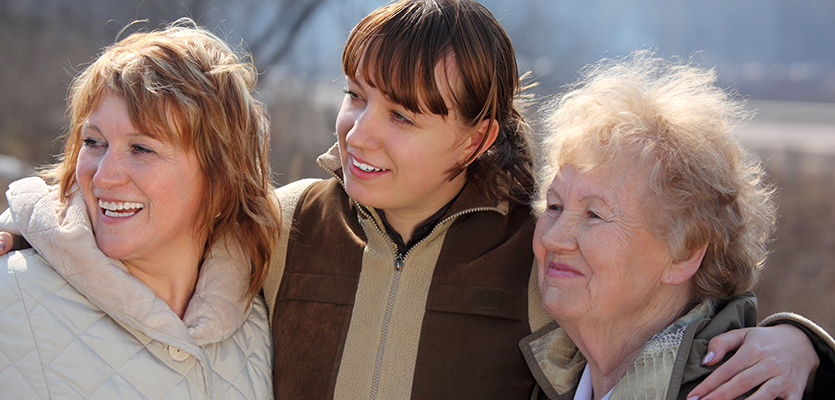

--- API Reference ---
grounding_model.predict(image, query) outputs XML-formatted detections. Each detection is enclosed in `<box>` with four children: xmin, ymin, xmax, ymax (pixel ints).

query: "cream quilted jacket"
<box><xmin>0</xmin><ymin>177</ymin><xmax>274</xmax><ymax>399</ymax></box>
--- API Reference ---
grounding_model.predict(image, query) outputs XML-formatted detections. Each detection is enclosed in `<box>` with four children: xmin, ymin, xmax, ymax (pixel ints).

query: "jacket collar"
<box><xmin>520</xmin><ymin>301</ymin><xmax>716</xmax><ymax>399</ymax></box>
<box><xmin>6</xmin><ymin>177</ymin><xmax>252</xmax><ymax>346</ymax></box>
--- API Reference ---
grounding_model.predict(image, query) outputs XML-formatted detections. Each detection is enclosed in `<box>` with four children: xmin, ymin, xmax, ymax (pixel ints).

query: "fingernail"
<box><xmin>0</xmin><ymin>241</ymin><xmax>6</xmax><ymax>253</ymax></box>
<box><xmin>702</xmin><ymin>351</ymin><xmax>715</xmax><ymax>365</ymax></box>
<box><xmin>687</xmin><ymin>396</ymin><xmax>700</xmax><ymax>400</ymax></box>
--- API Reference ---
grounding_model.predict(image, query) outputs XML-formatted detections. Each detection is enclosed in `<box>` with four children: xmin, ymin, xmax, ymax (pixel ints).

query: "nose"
<box><xmin>91</xmin><ymin>149</ymin><xmax>129</xmax><ymax>189</ymax></box>
<box><xmin>538</xmin><ymin>212</ymin><xmax>579</xmax><ymax>253</ymax></box>
<box><xmin>343</xmin><ymin>106</ymin><xmax>381</xmax><ymax>151</ymax></box>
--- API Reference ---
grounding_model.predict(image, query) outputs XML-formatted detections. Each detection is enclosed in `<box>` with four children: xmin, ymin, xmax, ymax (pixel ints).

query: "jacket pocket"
<box><xmin>425</xmin><ymin>284</ymin><xmax>527</xmax><ymax>320</ymax></box>
<box><xmin>277</xmin><ymin>272</ymin><xmax>357</xmax><ymax>306</ymax></box>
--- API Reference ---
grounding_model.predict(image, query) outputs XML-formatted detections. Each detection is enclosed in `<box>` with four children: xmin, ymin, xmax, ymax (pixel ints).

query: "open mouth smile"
<box><xmin>352</xmin><ymin>156</ymin><xmax>388</xmax><ymax>173</ymax></box>
<box><xmin>99</xmin><ymin>199</ymin><xmax>145</xmax><ymax>217</ymax></box>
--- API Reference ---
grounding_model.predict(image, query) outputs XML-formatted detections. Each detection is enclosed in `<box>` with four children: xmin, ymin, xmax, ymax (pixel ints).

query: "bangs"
<box><xmin>94</xmin><ymin>48</ymin><xmax>194</xmax><ymax>149</ymax></box>
<box><xmin>342</xmin><ymin>1</ymin><xmax>454</xmax><ymax>116</ymax></box>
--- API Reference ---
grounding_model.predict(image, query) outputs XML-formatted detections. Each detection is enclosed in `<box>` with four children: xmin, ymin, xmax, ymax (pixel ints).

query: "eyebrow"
<box><xmin>82</xmin><ymin>122</ymin><xmax>147</xmax><ymax>139</ymax></box>
<box><xmin>346</xmin><ymin>76</ymin><xmax>366</xmax><ymax>89</ymax></box>
<box><xmin>547</xmin><ymin>187</ymin><xmax>606</xmax><ymax>204</ymax></box>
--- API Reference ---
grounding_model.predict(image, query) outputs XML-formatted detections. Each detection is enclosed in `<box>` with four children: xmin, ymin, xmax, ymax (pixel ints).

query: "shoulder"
<box><xmin>223</xmin><ymin>294</ymin><xmax>272</xmax><ymax>353</ymax></box>
<box><xmin>274</xmin><ymin>178</ymin><xmax>322</xmax><ymax>204</ymax></box>
<box><xmin>0</xmin><ymin>249</ymin><xmax>57</xmax><ymax>328</ymax></box>
<box><xmin>1</xmin><ymin>249</ymin><xmax>65</xmax><ymax>296</ymax></box>
<box><xmin>0</xmin><ymin>250</ymin><xmax>72</xmax><ymax>398</ymax></box>
<box><xmin>673</xmin><ymin>295</ymin><xmax>758</xmax><ymax>398</ymax></box>
<box><xmin>264</xmin><ymin>178</ymin><xmax>322</xmax><ymax>312</ymax></box>
<box><xmin>206</xmin><ymin>295</ymin><xmax>274</xmax><ymax>398</ymax></box>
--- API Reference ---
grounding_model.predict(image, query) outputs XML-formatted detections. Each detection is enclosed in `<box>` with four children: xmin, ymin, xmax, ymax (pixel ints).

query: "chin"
<box><xmin>344</xmin><ymin>182</ymin><xmax>384</xmax><ymax>209</ymax></box>
<box><xmin>95</xmin><ymin>239</ymin><xmax>129</xmax><ymax>261</ymax></box>
<box><xmin>541</xmin><ymin>291</ymin><xmax>576</xmax><ymax>321</ymax></box>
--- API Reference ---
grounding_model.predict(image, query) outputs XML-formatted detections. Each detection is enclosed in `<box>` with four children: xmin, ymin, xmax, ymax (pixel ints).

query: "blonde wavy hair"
<box><xmin>536</xmin><ymin>50</ymin><xmax>777</xmax><ymax>300</ymax></box>
<box><xmin>42</xmin><ymin>19</ymin><xmax>280</xmax><ymax>303</ymax></box>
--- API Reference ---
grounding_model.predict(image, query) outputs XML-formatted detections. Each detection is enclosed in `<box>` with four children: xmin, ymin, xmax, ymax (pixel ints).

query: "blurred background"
<box><xmin>1</xmin><ymin>0</ymin><xmax>833</xmax><ymax>333</ymax></box>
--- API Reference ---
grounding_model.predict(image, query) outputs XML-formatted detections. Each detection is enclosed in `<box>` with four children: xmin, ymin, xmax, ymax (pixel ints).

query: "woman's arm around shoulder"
<box><xmin>687</xmin><ymin>313</ymin><xmax>834</xmax><ymax>400</ymax></box>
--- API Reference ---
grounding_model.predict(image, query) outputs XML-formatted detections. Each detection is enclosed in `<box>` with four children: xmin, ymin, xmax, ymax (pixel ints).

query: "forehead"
<box><xmin>550</xmin><ymin>163</ymin><xmax>649</xmax><ymax>206</ymax></box>
<box><xmin>84</xmin><ymin>91</ymin><xmax>187</xmax><ymax>146</ymax></box>
<box><xmin>84</xmin><ymin>92</ymin><xmax>134</xmax><ymax>128</ymax></box>
<box><xmin>356</xmin><ymin>48</ymin><xmax>463</xmax><ymax>118</ymax></box>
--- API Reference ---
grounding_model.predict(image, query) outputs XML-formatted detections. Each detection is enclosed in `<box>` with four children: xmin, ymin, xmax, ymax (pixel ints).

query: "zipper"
<box><xmin>366</xmin><ymin>206</ymin><xmax>501</xmax><ymax>400</ymax></box>
<box><xmin>319</xmin><ymin>157</ymin><xmax>509</xmax><ymax>399</ymax></box>
<box><xmin>369</xmin><ymin>252</ymin><xmax>403</xmax><ymax>400</ymax></box>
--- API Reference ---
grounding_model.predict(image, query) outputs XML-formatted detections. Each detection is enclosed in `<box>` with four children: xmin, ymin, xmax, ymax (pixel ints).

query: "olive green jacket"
<box><xmin>520</xmin><ymin>293</ymin><xmax>835</xmax><ymax>399</ymax></box>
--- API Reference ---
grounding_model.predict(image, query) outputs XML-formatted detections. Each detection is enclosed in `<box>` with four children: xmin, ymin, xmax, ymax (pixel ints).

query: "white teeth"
<box><xmin>98</xmin><ymin>199</ymin><xmax>144</xmax><ymax>217</ymax></box>
<box><xmin>352</xmin><ymin>157</ymin><xmax>385</xmax><ymax>172</ymax></box>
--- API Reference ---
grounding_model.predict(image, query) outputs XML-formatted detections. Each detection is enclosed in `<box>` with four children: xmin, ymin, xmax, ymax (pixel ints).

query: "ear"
<box><xmin>459</xmin><ymin>118</ymin><xmax>500</xmax><ymax>164</ymax></box>
<box><xmin>662</xmin><ymin>242</ymin><xmax>708</xmax><ymax>286</ymax></box>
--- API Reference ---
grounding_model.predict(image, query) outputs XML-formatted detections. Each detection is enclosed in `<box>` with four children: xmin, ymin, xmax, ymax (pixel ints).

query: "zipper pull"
<box><xmin>394</xmin><ymin>253</ymin><xmax>404</xmax><ymax>271</ymax></box>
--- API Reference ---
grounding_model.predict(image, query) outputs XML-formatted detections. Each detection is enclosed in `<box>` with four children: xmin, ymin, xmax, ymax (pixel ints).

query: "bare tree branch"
<box><xmin>250</xmin><ymin>0</ymin><xmax>328</xmax><ymax>68</ymax></box>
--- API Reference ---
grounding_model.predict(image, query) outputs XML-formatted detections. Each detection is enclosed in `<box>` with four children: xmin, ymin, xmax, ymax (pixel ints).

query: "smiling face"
<box><xmin>76</xmin><ymin>92</ymin><xmax>208</xmax><ymax>270</ymax></box>
<box><xmin>335</xmin><ymin>57</ymin><xmax>476</xmax><ymax>224</ymax></box>
<box><xmin>533</xmin><ymin>163</ymin><xmax>682</xmax><ymax>326</ymax></box>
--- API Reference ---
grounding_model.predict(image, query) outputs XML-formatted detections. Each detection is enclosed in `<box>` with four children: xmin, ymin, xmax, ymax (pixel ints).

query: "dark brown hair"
<box><xmin>343</xmin><ymin>0</ymin><xmax>535</xmax><ymax>204</ymax></box>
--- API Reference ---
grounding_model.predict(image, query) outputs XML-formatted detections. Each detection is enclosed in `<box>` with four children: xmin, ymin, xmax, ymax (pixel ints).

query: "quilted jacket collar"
<box><xmin>5</xmin><ymin>177</ymin><xmax>251</xmax><ymax>347</ymax></box>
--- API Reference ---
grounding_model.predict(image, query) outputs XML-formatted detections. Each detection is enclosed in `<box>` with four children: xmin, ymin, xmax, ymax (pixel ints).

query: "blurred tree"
<box><xmin>248</xmin><ymin>0</ymin><xmax>329</xmax><ymax>69</ymax></box>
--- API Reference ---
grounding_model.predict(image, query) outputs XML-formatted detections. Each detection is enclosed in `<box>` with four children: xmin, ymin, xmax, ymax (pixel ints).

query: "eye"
<box><xmin>546</xmin><ymin>203</ymin><xmax>563</xmax><ymax>215</ymax></box>
<box><xmin>343</xmin><ymin>89</ymin><xmax>362</xmax><ymax>101</ymax></box>
<box><xmin>130</xmin><ymin>144</ymin><xmax>155</xmax><ymax>155</ymax></box>
<box><xmin>588</xmin><ymin>210</ymin><xmax>602</xmax><ymax>219</ymax></box>
<box><xmin>81</xmin><ymin>137</ymin><xmax>106</xmax><ymax>155</ymax></box>
<box><xmin>390</xmin><ymin>111</ymin><xmax>415</xmax><ymax>126</ymax></box>
<box><xmin>81</xmin><ymin>137</ymin><xmax>104</xmax><ymax>149</ymax></box>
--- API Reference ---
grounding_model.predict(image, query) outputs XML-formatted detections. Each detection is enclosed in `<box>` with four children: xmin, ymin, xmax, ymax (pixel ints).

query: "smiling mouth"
<box><xmin>99</xmin><ymin>199</ymin><xmax>145</xmax><ymax>217</ymax></box>
<box><xmin>351</xmin><ymin>156</ymin><xmax>387</xmax><ymax>173</ymax></box>
<box><xmin>547</xmin><ymin>261</ymin><xmax>583</xmax><ymax>278</ymax></box>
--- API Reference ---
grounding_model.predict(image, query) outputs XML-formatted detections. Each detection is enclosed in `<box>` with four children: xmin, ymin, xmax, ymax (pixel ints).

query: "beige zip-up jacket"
<box><xmin>262</xmin><ymin>144</ymin><xmax>553</xmax><ymax>400</ymax></box>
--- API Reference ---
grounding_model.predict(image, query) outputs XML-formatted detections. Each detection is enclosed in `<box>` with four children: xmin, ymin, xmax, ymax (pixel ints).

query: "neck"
<box><xmin>561</xmin><ymin>289</ymin><xmax>693</xmax><ymax>397</ymax></box>
<box><xmin>381</xmin><ymin>176</ymin><xmax>466</xmax><ymax>244</ymax></box>
<box><xmin>122</xmin><ymin>242</ymin><xmax>205</xmax><ymax>319</ymax></box>
<box><xmin>382</xmin><ymin>210</ymin><xmax>428</xmax><ymax>245</ymax></box>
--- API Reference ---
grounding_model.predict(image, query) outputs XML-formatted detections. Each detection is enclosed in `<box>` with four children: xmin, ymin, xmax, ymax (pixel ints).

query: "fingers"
<box><xmin>687</xmin><ymin>331</ymin><xmax>761</xmax><ymax>399</ymax></box>
<box><xmin>691</xmin><ymin>359</ymin><xmax>799</xmax><ymax>400</ymax></box>
<box><xmin>746</xmin><ymin>378</ymin><xmax>804</xmax><ymax>400</ymax></box>
<box><xmin>687</xmin><ymin>324</ymin><xmax>816</xmax><ymax>400</ymax></box>
<box><xmin>703</xmin><ymin>328</ymin><xmax>753</xmax><ymax>366</ymax></box>
<box><xmin>0</xmin><ymin>232</ymin><xmax>12</xmax><ymax>255</ymax></box>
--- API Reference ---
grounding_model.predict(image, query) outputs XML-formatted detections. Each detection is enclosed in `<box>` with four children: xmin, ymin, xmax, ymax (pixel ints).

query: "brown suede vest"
<box><xmin>272</xmin><ymin>178</ymin><xmax>537</xmax><ymax>399</ymax></box>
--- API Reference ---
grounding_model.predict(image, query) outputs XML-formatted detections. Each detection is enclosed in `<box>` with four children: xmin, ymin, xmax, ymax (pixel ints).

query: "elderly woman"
<box><xmin>0</xmin><ymin>20</ymin><xmax>280</xmax><ymax>399</ymax></box>
<box><xmin>520</xmin><ymin>51</ymin><xmax>835</xmax><ymax>399</ymax></box>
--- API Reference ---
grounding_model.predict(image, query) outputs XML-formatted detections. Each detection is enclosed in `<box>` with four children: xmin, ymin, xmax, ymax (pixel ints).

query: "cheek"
<box><xmin>335</xmin><ymin>102</ymin><xmax>354</xmax><ymax>138</ymax></box>
<box><xmin>532</xmin><ymin>226</ymin><xmax>547</xmax><ymax>264</ymax></box>
<box><xmin>75</xmin><ymin>153</ymin><xmax>95</xmax><ymax>183</ymax></box>
<box><xmin>75</xmin><ymin>154</ymin><xmax>99</xmax><ymax>218</ymax></box>
<box><xmin>532</xmin><ymin>221</ymin><xmax>550</xmax><ymax>279</ymax></box>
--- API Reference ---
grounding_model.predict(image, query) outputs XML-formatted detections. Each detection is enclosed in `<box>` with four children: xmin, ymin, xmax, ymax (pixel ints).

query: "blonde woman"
<box><xmin>0</xmin><ymin>20</ymin><xmax>279</xmax><ymax>399</ymax></box>
<box><xmin>522</xmin><ymin>50</ymin><xmax>834</xmax><ymax>400</ymax></box>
